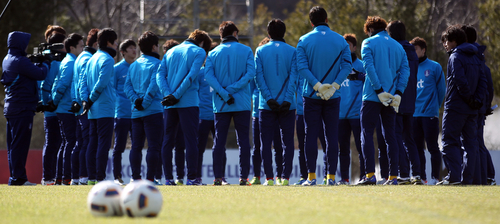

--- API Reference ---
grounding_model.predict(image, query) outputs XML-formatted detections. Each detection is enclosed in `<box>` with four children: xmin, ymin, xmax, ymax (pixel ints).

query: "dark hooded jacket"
<box><xmin>1</xmin><ymin>31</ymin><xmax>48</xmax><ymax>117</ymax></box>
<box><xmin>444</xmin><ymin>42</ymin><xmax>487</xmax><ymax>115</ymax></box>
<box><xmin>473</xmin><ymin>43</ymin><xmax>494</xmax><ymax>114</ymax></box>
<box><xmin>398</xmin><ymin>40</ymin><xmax>418</xmax><ymax>114</ymax></box>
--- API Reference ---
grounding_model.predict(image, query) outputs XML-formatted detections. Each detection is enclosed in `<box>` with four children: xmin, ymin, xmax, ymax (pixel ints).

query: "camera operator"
<box><xmin>1</xmin><ymin>31</ymin><xmax>49</xmax><ymax>186</ymax></box>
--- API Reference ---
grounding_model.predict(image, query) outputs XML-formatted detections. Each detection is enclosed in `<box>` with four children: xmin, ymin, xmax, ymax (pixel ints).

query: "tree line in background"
<box><xmin>0</xmin><ymin>0</ymin><xmax>498</xmax><ymax>149</ymax></box>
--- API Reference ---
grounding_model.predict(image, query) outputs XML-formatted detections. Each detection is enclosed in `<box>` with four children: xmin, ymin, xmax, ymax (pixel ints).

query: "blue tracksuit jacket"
<box><xmin>444</xmin><ymin>43</ymin><xmax>487</xmax><ymax>114</ymax></box>
<box><xmin>398</xmin><ymin>40</ymin><xmax>418</xmax><ymax>114</ymax></box>
<box><xmin>114</xmin><ymin>59</ymin><xmax>132</xmax><ymax>119</ymax></box>
<box><xmin>1</xmin><ymin>31</ymin><xmax>48</xmax><ymax>117</ymax></box>
<box><xmin>52</xmin><ymin>53</ymin><xmax>77</xmax><ymax>114</ymax></box>
<box><xmin>124</xmin><ymin>53</ymin><xmax>163</xmax><ymax>118</ymax></box>
<box><xmin>339</xmin><ymin>58</ymin><xmax>365</xmax><ymax>119</ymax></box>
<box><xmin>413</xmin><ymin>58</ymin><xmax>445</xmax><ymax>118</ymax></box>
<box><xmin>156</xmin><ymin>40</ymin><xmax>205</xmax><ymax>109</ymax></box>
<box><xmin>198</xmin><ymin>67</ymin><xmax>214</xmax><ymax>120</ymax></box>
<box><xmin>296</xmin><ymin>24</ymin><xmax>351</xmax><ymax>100</ymax></box>
<box><xmin>41</xmin><ymin>61</ymin><xmax>61</xmax><ymax>117</ymax></box>
<box><xmin>80</xmin><ymin>49</ymin><xmax>116</xmax><ymax>119</ymax></box>
<box><xmin>205</xmin><ymin>36</ymin><xmax>255</xmax><ymax>113</ymax></box>
<box><xmin>473</xmin><ymin>43</ymin><xmax>494</xmax><ymax>114</ymax></box>
<box><xmin>255</xmin><ymin>40</ymin><xmax>297</xmax><ymax>111</ymax></box>
<box><xmin>361</xmin><ymin>30</ymin><xmax>410</xmax><ymax>102</ymax></box>
<box><xmin>73</xmin><ymin>48</ymin><xmax>95</xmax><ymax>115</ymax></box>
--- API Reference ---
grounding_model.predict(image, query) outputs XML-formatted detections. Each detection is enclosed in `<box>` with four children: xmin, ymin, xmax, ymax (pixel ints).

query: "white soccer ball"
<box><xmin>87</xmin><ymin>180</ymin><xmax>123</xmax><ymax>217</ymax></box>
<box><xmin>121</xmin><ymin>180</ymin><xmax>163</xmax><ymax>217</ymax></box>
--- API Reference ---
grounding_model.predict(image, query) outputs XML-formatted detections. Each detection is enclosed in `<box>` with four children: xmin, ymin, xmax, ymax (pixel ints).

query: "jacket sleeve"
<box><xmin>284</xmin><ymin>52</ymin><xmax>298</xmax><ymax>103</ymax></box>
<box><xmin>41</xmin><ymin>65</ymin><xmax>56</xmax><ymax>104</ymax></box>
<box><xmin>89</xmin><ymin>59</ymin><xmax>114</xmax><ymax>102</ymax></box>
<box><xmin>296</xmin><ymin>41</ymin><xmax>319</xmax><ymax>86</ymax></box>
<box><xmin>436</xmin><ymin>64</ymin><xmax>446</xmax><ymax>106</ymax></box>
<box><xmin>79</xmin><ymin>66</ymin><xmax>89</xmax><ymax>102</ymax></box>
<box><xmin>52</xmin><ymin>61</ymin><xmax>74</xmax><ymax>105</ymax></box>
<box><xmin>361</xmin><ymin>42</ymin><xmax>383</xmax><ymax>91</ymax></box>
<box><xmin>254</xmin><ymin>49</ymin><xmax>273</xmax><ymax>101</ymax></box>
<box><xmin>334</xmin><ymin>45</ymin><xmax>352</xmax><ymax>85</ymax></box>
<box><xmin>485</xmin><ymin>66</ymin><xmax>494</xmax><ymax>109</ymax></box>
<box><xmin>156</xmin><ymin>57</ymin><xmax>172</xmax><ymax>97</ymax></box>
<box><xmin>395</xmin><ymin>51</ymin><xmax>410</xmax><ymax>94</ymax></box>
<box><xmin>19</xmin><ymin>57</ymin><xmax>48</xmax><ymax>81</ymax></box>
<box><xmin>474</xmin><ymin>64</ymin><xmax>488</xmax><ymax>103</ymax></box>
<box><xmin>224</xmin><ymin>49</ymin><xmax>256</xmax><ymax>94</ymax></box>
<box><xmin>204</xmin><ymin>56</ymin><xmax>230</xmax><ymax>101</ymax></box>
<box><xmin>124</xmin><ymin>66</ymin><xmax>139</xmax><ymax>105</ymax></box>
<box><xmin>449</xmin><ymin>56</ymin><xmax>472</xmax><ymax>99</ymax></box>
<box><xmin>172</xmin><ymin>50</ymin><xmax>205</xmax><ymax>99</ymax></box>
<box><xmin>142</xmin><ymin>62</ymin><xmax>161</xmax><ymax>109</ymax></box>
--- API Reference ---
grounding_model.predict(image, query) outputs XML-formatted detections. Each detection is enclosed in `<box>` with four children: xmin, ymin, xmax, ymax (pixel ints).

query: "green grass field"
<box><xmin>1</xmin><ymin>185</ymin><xmax>500</xmax><ymax>224</ymax></box>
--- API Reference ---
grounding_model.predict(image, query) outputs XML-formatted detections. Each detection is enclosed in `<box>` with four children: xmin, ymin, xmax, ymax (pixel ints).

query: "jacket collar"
<box><xmin>84</xmin><ymin>46</ymin><xmax>97</xmax><ymax>55</ymax></box>
<box><xmin>370</xmin><ymin>29</ymin><xmax>385</xmax><ymax>37</ymax></box>
<box><xmin>99</xmin><ymin>47</ymin><xmax>117</xmax><ymax>58</ymax></box>
<box><xmin>314</xmin><ymin>22</ymin><xmax>330</xmax><ymax>28</ymax></box>
<box><xmin>142</xmin><ymin>51</ymin><xmax>160</xmax><ymax>59</ymax></box>
<box><xmin>270</xmin><ymin>38</ymin><xmax>286</xmax><ymax>43</ymax></box>
<box><xmin>185</xmin><ymin>38</ymin><xmax>200</xmax><ymax>46</ymax></box>
<box><xmin>221</xmin><ymin>36</ymin><xmax>239</xmax><ymax>44</ymax></box>
<box><xmin>418</xmin><ymin>55</ymin><xmax>427</xmax><ymax>64</ymax></box>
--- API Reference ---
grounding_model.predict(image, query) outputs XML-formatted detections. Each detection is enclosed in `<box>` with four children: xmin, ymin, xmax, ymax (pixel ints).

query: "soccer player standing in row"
<box><xmin>80</xmin><ymin>28</ymin><xmax>119</xmax><ymax>184</ymax></box>
<box><xmin>52</xmin><ymin>33</ymin><xmax>84</xmax><ymax>185</ymax></box>
<box><xmin>113</xmin><ymin>39</ymin><xmax>136</xmax><ymax>185</ymax></box>
<box><xmin>386</xmin><ymin>21</ymin><xmax>422</xmax><ymax>185</ymax></box>
<box><xmin>255</xmin><ymin>19</ymin><xmax>297</xmax><ymax>186</ymax></box>
<box><xmin>125</xmin><ymin>31</ymin><xmax>163</xmax><ymax>182</ymax></box>
<box><xmin>297</xmin><ymin>6</ymin><xmax>351</xmax><ymax>186</ymax></box>
<box><xmin>410</xmin><ymin>37</ymin><xmax>445</xmax><ymax>185</ymax></box>
<box><xmin>158</xmin><ymin>30</ymin><xmax>212</xmax><ymax>186</ymax></box>
<box><xmin>439</xmin><ymin>25</ymin><xmax>487</xmax><ymax>185</ymax></box>
<box><xmin>337</xmin><ymin>33</ymin><xmax>365</xmax><ymax>185</ymax></box>
<box><xmin>205</xmin><ymin>21</ymin><xmax>256</xmax><ymax>186</ymax></box>
<box><xmin>357</xmin><ymin>16</ymin><xmax>410</xmax><ymax>185</ymax></box>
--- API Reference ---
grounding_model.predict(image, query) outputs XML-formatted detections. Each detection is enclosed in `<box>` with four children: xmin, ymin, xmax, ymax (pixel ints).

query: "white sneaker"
<box><xmin>79</xmin><ymin>177</ymin><xmax>88</xmax><ymax>185</ymax></box>
<box><xmin>376</xmin><ymin>178</ymin><xmax>387</xmax><ymax>185</ymax></box>
<box><xmin>114</xmin><ymin>178</ymin><xmax>125</xmax><ymax>186</ymax></box>
<box><xmin>22</xmin><ymin>181</ymin><xmax>36</xmax><ymax>186</ymax></box>
<box><xmin>71</xmin><ymin>179</ymin><xmax>79</xmax><ymax>185</ymax></box>
<box><xmin>41</xmin><ymin>179</ymin><xmax>55</xmax><ymax>185</ymax></box>
<box><xmin>427</xmin><ymin>178</ymin><xmax>438</xmax><ymax>186</ymax></box>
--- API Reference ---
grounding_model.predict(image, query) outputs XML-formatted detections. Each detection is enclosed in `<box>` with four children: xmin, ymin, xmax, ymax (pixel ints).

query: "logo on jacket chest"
<box><xmin>425</xmin><ymin>70</ymin><xmax>430</xmax><ymax>77</ymax></box>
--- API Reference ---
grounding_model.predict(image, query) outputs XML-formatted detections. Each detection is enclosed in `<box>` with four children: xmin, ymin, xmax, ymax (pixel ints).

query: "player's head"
<box><xmin>410</xmin><ymin>37</ymin><xmax>427</xmax><ymax>58</ymax></box>
<box><xmin>309</xmin><ymin>6</ymin><xmax>327</xmax><ymax>26</ymax></box>
<box><xmin>364</xmin><ymin>16</ymin><xmax>388</xmax><ymax>36</ymax></box>
<box><xmin>86</xmin><ymin>28</ymin><xmax>100</xmax><ymax>48</ymax></box>
<box><xmin>97</xmin><ymin>28</ymin><xmax>118</xmax><ymax>50</ymax></box>
<box><xmin>162</xmin><ymin>39</ymin><xmax>179</xmax><ymax>54</ymax></box>
<box><xmin>460</xmin><ymin>24</ymin><xmax>477</xmax><ymax>43</ymax></box>
<box><xmin>138</xmin><ymin>31</ymin><xmax>159</xmax><ymax>54</ymax></box>
<box><xmin>387</xmin><ymin>20</ymin><xmax>406</xmax><ymax>41</ymax></box>
<box><xmin>188</xmin><ymin>29</ymin><xmax>213</xmax><ymax>53</ymax></box>
<box><xmin>45</xmin><ymin>25</ymin><xmax>66</xmax><ymax>43</ymax></box>
<box><xmin>343</xmin><ymin>33</ymin><xmax>357</xmax><ymax>52</ymax></box>
<box><xmin>119</xmin><ymin>39</ymin><xmax>137</xmax><ymax>58</ymax></box>
<box><xmin>444</xmin><ymin>24</ymin><xmax>466</xmax><ymax>50</ymax></box>
<box><xmin>267</xmin><ymin>19</ymin><xmax>286</xmax><ymax>40</ymax></box>
<box><xmin>64</xmin><ymin>33</ymin><xmax>84</xmax><ymax>54</ymax></box>
<box><xmin>219</xmin><ymin>21</ymin><xmax>239</xmax><ymax>39</ymax></box>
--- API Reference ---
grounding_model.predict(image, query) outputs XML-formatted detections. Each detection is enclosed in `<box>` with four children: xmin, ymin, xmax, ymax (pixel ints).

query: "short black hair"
<box><xmin>119</xmin><ymin>39</ymin><xmax>136</xmax><ymax>55</ymax></box>
<box><xmin>343</xmin><ymin>33</ymin><xmax>357</xmax><ymax>47</ymax></box>
<box><xmin>387</xmin><ymin>20</ymin><xmax>406</xmax><ymax>41</ymax></box>
<box><xmin>410</xmin><ymin>37</ymin><xmax>427</xmax><ymax>50</ymax></box>
<box><xmin>48</xmin><ymin>32</ymin><xmax>66</xmax><ymax>44</ymax></box>
<box><xmin>86</xmin><ymin>28</ymin><xmax>99</xmax><ymax>47</ymax></box>
<box><xmin>267</xmin><ymin>19</ymin><xmax>286</xmax><ymax>40</ymax></box>
<box><xmin>64</xmin><ymin>33</ymin><xmax>83</xmax><ymax>53</ymax></box>
<box><xmin>460</xmin><ymin>24</ymin><xmax>477</xmax><ymax>43</ymax></box>
<box><xmin>138</xmin><ymin>31</ymin><xmax>159</xmax><ymax>54</ymax></box>
<box><xmin>445</xmin><ymin>25</ymin><xmax>467</xmax><ymax>46</ymax></box>
<box><xmin>309</xmin><ymin>6</ymin><xmax>327</xmax><ymax>26</ymax></box>
<box><xmin>219</xmin><ymin>21</ymin><xmax>239</xmax><ymax>38</ymax></box>
<box><xmin>97</xmin><ymin>28</ymin><xmax>118</xmax><ymax>49</ymax></box>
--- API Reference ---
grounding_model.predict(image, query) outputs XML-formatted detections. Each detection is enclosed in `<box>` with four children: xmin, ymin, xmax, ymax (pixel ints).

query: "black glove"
<box><xmin>44</xmin><ymin>100</ymin><xmax>58</xmax><ymax>112</ymax></box>
<box><xmin>135</xmin><ymin>98</ymin><xmax>145</xmax><ymax>111</ymax></box>
<box><xmin>466</xmin><ymin>97</ymin><xmax>483</xmax><ymax>110</ymax></box>
<box><xmin>69</xmin><ymin>101</ymin><xmax>81</xmax><ymax>113</ymax></box>
<box><xmin>80</xmin><ymin>98</ymin><xmax>93</xmax><ymax>116</ymax></box>
<box><xmin>161</xmin><ymin>94</ymin><xmax>179</xmax><ymax>107</ymax></box>
<box><xmin>279</xmin><ymin>101</ymin><xmax>291</xmax><ymax>116</ymax></box>
<box><xmin>267</xmin><ymin>99</ymin><xmax>280</xmax><ymax>111</ymax></box>
<box><xmin>226</xmin><ymin>94</ymin><xmax>235</xmax><ymax>105</ymax></box>
<box><xmin>36</xmin><ymin>101</ymin><xmax>45</xmax><ymax>112</ymax></box>
<box><xmin>486</xmin><ymin>108</ymin><xmax>494</xmax><ymax>116</ymax></box>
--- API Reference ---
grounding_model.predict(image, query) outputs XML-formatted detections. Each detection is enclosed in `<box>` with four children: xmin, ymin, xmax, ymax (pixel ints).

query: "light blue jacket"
<box><xmin>339</xmin><ymin>58</ymin><xmax>365</xmax><ymax>119</ymax></box>
<box><xmin>156</xmin><ymin>40</ymin><xmax>205</xmax><ymax>109</ymax></box>
<box><xmin>255</xmin><ymin>40</ymin><xmax>297</xmax><ymax>111</ymax></box>
<box><xmin>114</xmin><ymin>59</ymin><xmax>132</xmax><ymax>118</ymax></box>
<box><xmin>72</xmin><ymin>49</ymin><xmax>94</xmax><ymax>115</ymax></box>
<box><xmin>205</xmin><ymin>37</ymin><xmax>255</xmax><ymax>113</ymax></box>
<box><xmin>41</xmin><ymin>61</ymin><xmax>61</xmax><ymax>117</ymax></box>
<box><xmin>361</xmin><ymin>30</ymin><xmax>410</xmax><ymax>102</ymax></box>
<box><xmin>198</xmin><ymin>67</ymin><xmax>214</xmax><ymax>120</ymax></box>
<box><xmin>80</xmin><ymin>49</ymin><xmax>116</xmax><ymax>119</ymax></box>
<box><xmin>296</xmin><ymin>25</ymin><xmax>352</xmax><ymax>100</ymax></box>
<box><xmin>414</xmin><ymin>58</ymin><xmax>446</xmax><ymax>117</ymax></box>
<box><xmin>124</xmin><ymin>54</ymin><xmax>163</xmax><ymax>118</ymax></box>
<box><xmin>52</xmin><ymin>53</ymin><xmax>76</xmax><ymax>114</ymax></box>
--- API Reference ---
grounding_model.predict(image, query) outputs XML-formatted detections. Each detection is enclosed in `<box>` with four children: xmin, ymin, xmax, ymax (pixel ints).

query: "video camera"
<box><xmin>28</xmin><ymin>43</ymin><xmax>66</xmax><ymax>63</ymax></box>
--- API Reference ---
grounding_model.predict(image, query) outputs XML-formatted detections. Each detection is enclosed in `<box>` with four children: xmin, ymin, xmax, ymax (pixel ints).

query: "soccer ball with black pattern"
<box><xmin>87</xmin><ymin>181</ymin><xmax>123</xmax><ymax>217</ymax></box>
<box><xmin>121</xmin><ymin>180</ymin><xmax>163</xmax><ymax>217</ymax></box>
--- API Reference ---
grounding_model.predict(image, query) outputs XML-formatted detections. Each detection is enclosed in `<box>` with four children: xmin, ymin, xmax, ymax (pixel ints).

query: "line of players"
<box><xmin>32</xmin><ymin>7</ymin><xmax>495</xmax><ymax>186</ymax></box>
